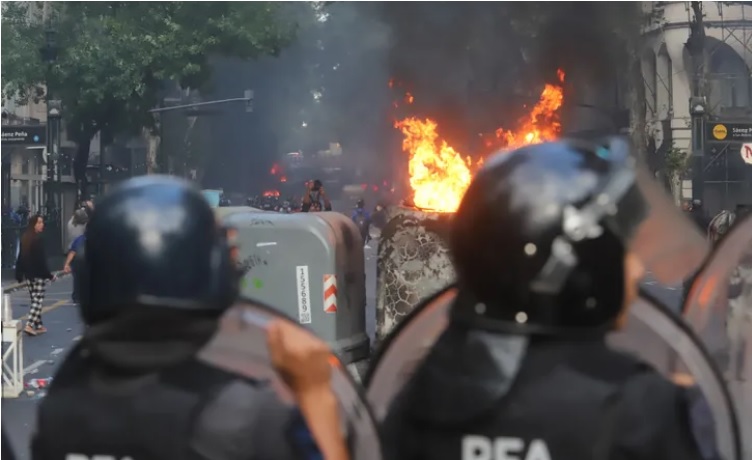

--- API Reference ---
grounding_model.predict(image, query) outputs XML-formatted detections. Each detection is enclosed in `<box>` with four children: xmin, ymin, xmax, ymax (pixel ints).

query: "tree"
<box><xmin>2</xmin><ymin>1</ymin><xmax>297</xmax><ymax>197</ymax></box>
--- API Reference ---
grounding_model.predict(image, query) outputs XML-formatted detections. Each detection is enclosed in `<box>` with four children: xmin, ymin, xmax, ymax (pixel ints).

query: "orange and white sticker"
<box><xmin>323</xmin><ymin>274</ymin><xmax>337</xmax><ymax>313</ymax></box>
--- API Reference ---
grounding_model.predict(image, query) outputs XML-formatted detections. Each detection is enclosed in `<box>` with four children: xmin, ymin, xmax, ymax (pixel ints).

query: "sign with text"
<box><xmin>742</xmin><ymin>143</ymin><xmax>752</xmax><ymax>165</ymax></box>
<box><xmin>1</xmin><ymin>125</ymin><xmax>46</xmax><ymax>146</ymax></box>
<box><xmin>707</xmin><ymin>122</ymin><xmax>752</xmax><ymax>142</ymax></box>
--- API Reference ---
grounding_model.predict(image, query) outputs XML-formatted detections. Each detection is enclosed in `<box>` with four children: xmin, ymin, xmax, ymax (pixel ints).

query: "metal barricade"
<box><xmin>1</xmin><ymin>271</ymin><xmax>70</xmax><ymax>398</ymax></box>
<box><xmin>2</xmin><ymin>293</ymin><xmax>23</xmax><ymax>397</ymax></box>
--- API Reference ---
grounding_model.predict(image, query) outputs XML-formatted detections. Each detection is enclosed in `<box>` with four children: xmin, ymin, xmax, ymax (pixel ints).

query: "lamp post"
<box><xmin>689</xmin><ymin>96</ymin><xmax>706</xmax><ymax>208</ymax></box>
<box><xmin>40</xmin><ymin>27</ymin><xmax>62</xmax><ymax>254</ymax></box>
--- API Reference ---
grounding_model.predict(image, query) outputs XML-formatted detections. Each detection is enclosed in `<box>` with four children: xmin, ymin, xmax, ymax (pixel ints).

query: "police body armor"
<box><xmin>370</xmin><ymin>288</ymin><xmax>737</xmax><ymax>460</ymax></box>
<box><xmin>34</xmin><ymin>349</ymin><xmax>300</xmax><ymax>460</ymax></box>
<box><xmin>33</xmin><ymin>299</ymin><xmax>382</xmax><ymax>460</ymax></box>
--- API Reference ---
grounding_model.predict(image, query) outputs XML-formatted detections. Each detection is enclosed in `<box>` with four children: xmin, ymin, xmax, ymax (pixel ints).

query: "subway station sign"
<box><xmin>706</xmin><ymin>122</ymin><xmax>752</xmax><ymax>142</ymax></box>
<box><xmin>1</xmin><ymin>125</ymin><xmax>46</xmax><ymax>146</ymax></box>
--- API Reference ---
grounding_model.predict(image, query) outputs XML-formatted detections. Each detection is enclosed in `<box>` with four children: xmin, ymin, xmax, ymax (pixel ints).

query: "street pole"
<box><xmin>688</xmin><ymin>1</ymin><xmax>707</xmax><ymax>209</ymax></box>
<box><xmin>40</xmin><ymin>27</ymin><xmax>62</xmax><ymax>254</ymax></box>
<box><xmin>149</xmin><ymin>90</ymin><xmax>253</xmax><ymax>175</ymax></box>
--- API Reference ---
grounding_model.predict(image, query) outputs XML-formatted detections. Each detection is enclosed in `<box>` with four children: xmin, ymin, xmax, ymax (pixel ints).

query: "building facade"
<box><xmin>642</xmin><ymin>1</ymin><xmax>752</xmax><ymax>214</ymax></box>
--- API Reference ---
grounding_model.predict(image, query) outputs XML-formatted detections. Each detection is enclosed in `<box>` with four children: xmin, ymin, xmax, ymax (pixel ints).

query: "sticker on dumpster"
<box><xmin>296</xmin><ymin>265</ymin><xmax>312</xmax><ymax>324</ymax></box>
<box><xmin>323</xmin><ymin>275</ymin><xmax>337</xmax><ymax>313</ymax></box>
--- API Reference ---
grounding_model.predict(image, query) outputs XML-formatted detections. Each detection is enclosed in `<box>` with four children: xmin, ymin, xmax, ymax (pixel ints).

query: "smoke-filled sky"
<box><xmin>198</xmin><ymin>2</ymin><xmax>640</xmax><ymax>193</ymax></box>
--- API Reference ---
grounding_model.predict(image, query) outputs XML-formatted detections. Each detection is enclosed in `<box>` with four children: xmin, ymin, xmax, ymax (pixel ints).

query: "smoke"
<box><xmin>198</xmin><ymin>2</ymin><xmax>641</xmax><ymax>193</ymax></box>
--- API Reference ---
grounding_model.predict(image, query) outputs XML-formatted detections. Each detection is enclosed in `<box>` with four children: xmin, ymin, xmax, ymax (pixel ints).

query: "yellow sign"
<box><xmin>712</xmin><ymin>124</ymin><xmax>728</xmax><ymax>140</ymax></box>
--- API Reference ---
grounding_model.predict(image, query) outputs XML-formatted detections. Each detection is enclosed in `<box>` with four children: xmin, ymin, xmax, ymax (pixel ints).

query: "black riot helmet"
<box><xmin>356</xmin><ymin>199</ymin><xmax>365</xmax><ymax>209</ymax></box>
<box><xmin>77</xmin><ymin>175</ymin><xmax>239</xmax><ymax>325</ymax></box>
<box><xmin>451</xmin><ymin>137</ymin><xmax>707</xmax><ymax>335</ymax></box>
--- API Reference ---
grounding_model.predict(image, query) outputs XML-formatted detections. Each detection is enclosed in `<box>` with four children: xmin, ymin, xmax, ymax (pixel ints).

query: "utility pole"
<box><xmin>687</xmin><ymin>1</ymin><xmax>707</xmax><ymax>210</ymax></box>
<box><xmin>149</xmin><ymin>90</ymin><xmax>253</xmax><ymax>175</ymax></box>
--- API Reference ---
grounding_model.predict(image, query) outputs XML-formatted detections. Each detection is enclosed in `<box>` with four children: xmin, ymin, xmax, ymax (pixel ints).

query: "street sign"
<box><xmin>707</xmin><ymin>122</ymin><xmax>752</xmax><ymax>142</ymax></box>
<box><xmin>1</xmin><ymin>125</ymin><xmax>46</xmax><ymax>146</ymax></box>
<box><xmin>742</xmin><ymin>143</ymin><xmax>752</xmax><ymax>165</ymax></box>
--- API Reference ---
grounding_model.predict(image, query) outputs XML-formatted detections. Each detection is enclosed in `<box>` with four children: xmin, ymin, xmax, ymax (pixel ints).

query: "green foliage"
<box><xmin>665</xmin><ymin>145</ymin><xmax>690</xmax><ymax>177</ymax></box>
<box><xmin>2</xmin><ymin>1</ymin><xmax>297</xmax><ymax>191</ymax></box>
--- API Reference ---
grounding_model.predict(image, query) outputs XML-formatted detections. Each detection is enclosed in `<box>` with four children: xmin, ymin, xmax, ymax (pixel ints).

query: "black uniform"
<box><xmin>32</xmin><ymin>176</ymin><xmax>321</xmax><ymax>460</ymax></box>
<box><xmin>381</xmin><ymin>138</ymin><xmax>715</xmax><ymax>460</ymax></box>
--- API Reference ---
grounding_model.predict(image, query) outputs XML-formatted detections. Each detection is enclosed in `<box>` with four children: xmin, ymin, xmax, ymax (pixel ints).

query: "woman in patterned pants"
<box><xmin>15</xmin><ymin>214</ymin><xmax>55</xmax><ymax>335</ymax></box>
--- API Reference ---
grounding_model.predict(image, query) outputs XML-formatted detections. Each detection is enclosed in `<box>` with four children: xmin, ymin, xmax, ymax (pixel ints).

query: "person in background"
<box><xmin>302</xmin><ymin>179</ymin><xmax>332</xmax><ymax>212</ymax></box>
<box><xmin>62</xmin><ymin>217</ymin><xmax>86</xmax><ymax>304</ymax></box>
<box><xmin>15</xmin><ymin>214</ymin><xmax>56</xmax><ymax>336</ymax></box>
<box><xmin>351</xmin><ymin>199</ymin><xmax>371</xmax><ymax>247</ymax></box>
<box><xmin>66</xmin><ymin>208</ymin><xmax>88</xmax><ymax>251</ymax></box>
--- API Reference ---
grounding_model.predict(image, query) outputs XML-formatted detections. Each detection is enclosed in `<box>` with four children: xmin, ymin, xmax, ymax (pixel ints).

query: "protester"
<box><xmin>62</xmin><ymin>218</ymin><xmax>86</xmax><ymax>304</ymax></box>
<box><xmin>302</xmin><ymin>179</ymin><xmax>332</xmax><ymax>212</ymax></box>
<box><xmin>15</xmin><ymin>214</ymin><xmax>56</xmax><ymax>336</ymax></box>
<box><xmin>66</xmin><ymin>208</ymin><xmax>88</xmax><ymax>253</ymax></box>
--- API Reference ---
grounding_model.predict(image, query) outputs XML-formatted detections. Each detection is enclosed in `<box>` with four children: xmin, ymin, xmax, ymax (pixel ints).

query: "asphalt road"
<box><xmin>1</xmin><ymin>276</ymin><xmax>83</xmax><ymax>459</ymax></box>
<box><xmin>0</xmin><ymin>246</ymin><xmax>724</xmax><ymax>459</ymax></box>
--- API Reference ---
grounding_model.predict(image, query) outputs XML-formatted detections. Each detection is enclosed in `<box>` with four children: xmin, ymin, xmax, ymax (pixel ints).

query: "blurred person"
<box><xmin>66</xmin><ymin>208</ymin><xmax>88</xmax><ymax>252</ymax></box>
<box><xmin>382</xmin><ymin>138</ymin><xmax>716</xmax><ymax>460</ymax></box>
<box><xmin>15</xmin><ymin>214</ymin><xmax>56</xmax><ymax>336</ymax></box>
<box><xmin>62</xmin><ymin>216</ymin><xmax>87</xmax><ymax>304</ymax></box>
<box><xmin>351</xmin><ymin>199</ymin><xmax>371</xmax><ymax>247</ymax></box>
<box><xmin>302</xmin><ymin>180</ymin><xmax>332</xmax><ymax>212</ymax></box>
<box><xmin>32</xmin><ymin>176</ymin><xmax>349</xmax><ymax>460</ymax></box>
<box><xmin>371</xmin><ymin>203</ymin><xmax>387</xmax><ymax>230</ymax></box>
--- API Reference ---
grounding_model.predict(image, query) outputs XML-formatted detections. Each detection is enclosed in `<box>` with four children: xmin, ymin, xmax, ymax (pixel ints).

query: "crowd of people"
<box><xmin>2</xmin><ymin>137</ymin><xmax>747</xmax><ymax>460</ymax></box>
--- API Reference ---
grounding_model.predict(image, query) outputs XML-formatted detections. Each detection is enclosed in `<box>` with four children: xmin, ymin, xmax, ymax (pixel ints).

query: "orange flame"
<box><xmin>395</xmin><ymin>70</ymin><xmax>566</xmax><ymax>213</ymax></box>
<box><xmin>494</xmin><ymin>70</ymin><xmax>565</xmax><ymax>148</ymax></box>
<box><xmin>394</xmin><ymin>117</ymin><xmax>473</xmax><ymax>213</ymax></box>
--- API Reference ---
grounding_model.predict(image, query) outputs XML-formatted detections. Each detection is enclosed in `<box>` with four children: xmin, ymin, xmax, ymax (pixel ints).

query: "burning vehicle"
<box><xmin>376</xmin><ymin>70</ymin><xmax>566</xmax><ymax>340</ymax></box>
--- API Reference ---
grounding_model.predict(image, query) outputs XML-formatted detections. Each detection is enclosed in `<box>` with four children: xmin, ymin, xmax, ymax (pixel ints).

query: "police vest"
<box><xmin>32</xmin><ymin>345</ymin><xmax>317</xmax><ymax>460</ymax></box>
<box><xmin>382</xmin><ymin>327</ymin><xmax>707</xmax><ymax>460</ymax></box>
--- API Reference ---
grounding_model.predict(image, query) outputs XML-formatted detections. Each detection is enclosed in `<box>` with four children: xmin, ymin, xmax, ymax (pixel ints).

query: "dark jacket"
<box><xmin>382</xmin><ymin>328</ymin><xmax>712</xmax><ymax>460</ymax></box>
<box><xmin>15</xmin><ymin>234</ymin><xmax>53</xmax><ymax>282</ymax></box>
<box><xmin>32</xmin><ymin>313</ymin><xmax>321</xmax><ymax>460</ymax></box>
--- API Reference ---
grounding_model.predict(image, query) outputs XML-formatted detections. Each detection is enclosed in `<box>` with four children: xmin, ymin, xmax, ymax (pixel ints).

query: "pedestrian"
<box><xmin>66</xmin><ymin>208</ymin><xmax>88</xmax><ymax>252</ymax></box>
<box><xmin>32</xmin><ymin>176</ymin><xmax>350</xmax><ymax>460</ymax></box>
<box><xmin>351</xmin><ymin>199</ymin><xmax>371</xmax><ymax>247</ymax></box>
<box><xmin>15</xmin><ymin>214</ymin><xmax>56</xmax><ymax>336</ymax></box>
<box><xmin>62</xmin><ymin>213</ymin><xmax>86</xmax><ymax>304</ymax></box>
<box><xmin>381</xmin><ymin>138</ymin><xmax>716</xmax><ymax>460</ymax></box>
<box><xmin>302</xmin><ymin>179</ymin><xmax>332</xmax><ymax>212</ymax></box>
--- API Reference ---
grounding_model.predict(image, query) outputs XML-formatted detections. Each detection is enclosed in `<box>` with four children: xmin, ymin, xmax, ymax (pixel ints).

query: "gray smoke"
<box><xmin>200</xmin><ymin>2</ymin><xmax>641</xmax><ymax>193</ymax></box>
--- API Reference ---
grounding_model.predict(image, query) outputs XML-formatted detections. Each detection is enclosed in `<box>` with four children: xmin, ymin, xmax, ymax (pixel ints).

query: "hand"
<box><xmin>266</xmin><ymin>319</ymin><xmax>333</xmax><ymax>394</ymax></box>
<box><xmin>63</xmin><ymin>265</ymin><xmax>71</xmax><ymax>274</ymax></box>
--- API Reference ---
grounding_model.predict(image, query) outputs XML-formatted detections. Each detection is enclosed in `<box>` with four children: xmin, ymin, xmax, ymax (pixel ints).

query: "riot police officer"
<box><xmin>31</xmin><ymin>176</ymin><xmax>349</xmax><ymax>460</ymax></box>
<box><xmin>381</xmin><ymin>138</ymin><xmax>716</xmax><ymax>460</ymax></box>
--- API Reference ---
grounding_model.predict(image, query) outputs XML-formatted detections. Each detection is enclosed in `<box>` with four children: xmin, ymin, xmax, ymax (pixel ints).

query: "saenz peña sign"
<box><xmin>1</xmin><ymin>125</ymin><xmax>46</xmax><ymax>146</ymax></box>
<box><xmin>707</xmin><ymin>122</ymin><xmax>752</xmax><ymax>142</ymax></box>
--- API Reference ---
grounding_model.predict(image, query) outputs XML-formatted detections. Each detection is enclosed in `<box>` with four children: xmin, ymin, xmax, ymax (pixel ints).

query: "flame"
<box><xmin>394</xmin><ymin>117</ymin><xmax>473</xmax><ymax>213</ymax></box>
<box><xmin>394</xmin><ymin>70</ymin><xmax>565</xmax><ymax>213</ymax></box>
<box><xmin>494</xmin><ymin>70</ymin><xmax>565</xmax><ymax>148</ymax></box>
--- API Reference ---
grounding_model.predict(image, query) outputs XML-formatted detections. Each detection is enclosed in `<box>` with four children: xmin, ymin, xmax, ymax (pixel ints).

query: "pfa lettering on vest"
<box><xmin>462</xmin><ymin>436</ymin><xmax>551</xmax><ymax>460</ymax></box>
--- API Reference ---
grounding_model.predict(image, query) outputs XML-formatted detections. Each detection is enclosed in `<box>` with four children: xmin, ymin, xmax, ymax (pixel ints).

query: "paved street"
<box><xmin>2</xmin><ymin>276</ymin><xmax>83</xmax><ymax>459</ymax></box>
<box><xmin>0</xmin><ymin>247</ymin><xmax>714</xmax><ymax>459</ymax></box>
